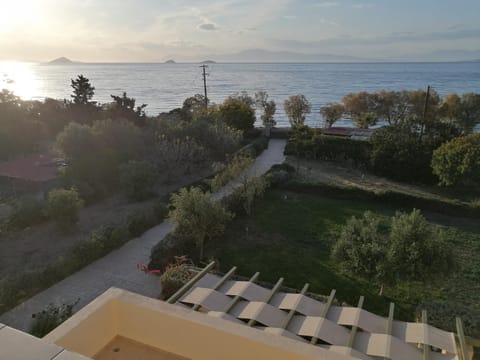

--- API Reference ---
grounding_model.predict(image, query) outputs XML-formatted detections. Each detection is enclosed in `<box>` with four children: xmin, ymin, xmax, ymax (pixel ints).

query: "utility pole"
<box><xmin>200</xmin><ymin>65</ymin><xmax>208</xmax><ymax>109</ymax></box>
<box><xmin>420</xmin><ymin>85</ymin><xmax>431</xmax><ymax>142</ymax></box>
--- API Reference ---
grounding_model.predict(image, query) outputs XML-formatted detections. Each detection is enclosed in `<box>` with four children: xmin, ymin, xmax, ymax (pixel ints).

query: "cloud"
<box><xmin>198</xmin><ymin>22</ymin><xmax>219</xmax><ymax>31</ymax></box>
<box><xmin>315</xmin><ymin>1</ymin><xmax>339</xmax><ymax>7</ymax></box>
<box><xmin>352</xmin><ymin>3</ymin><xmax>374</xmax><ymax>9</ymax></box>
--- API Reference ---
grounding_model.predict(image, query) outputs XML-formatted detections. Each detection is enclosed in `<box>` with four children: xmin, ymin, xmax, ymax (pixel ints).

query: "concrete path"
<box><xmin>0</xmin><ymin>139</ymin><xmax>286</xmax><ymax>332</ymax></box>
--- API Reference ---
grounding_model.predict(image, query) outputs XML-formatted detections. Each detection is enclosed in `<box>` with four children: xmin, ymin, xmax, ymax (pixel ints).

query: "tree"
<box><xmin>228</xmin><ymin>91</ymin><xmax>255</xmax><ymax>108</ymax></box>
<box><xmin>320</xmin><ymin>103</ymin><xmax>344</xmax><ymax>128</ymax></box>
<box><xmin>372</xmin><ymin>90</ymin><xmax>410</xmax><ymax>125</ymax></box>
<box><xmin>332</xmin><ymin>209</ymin><xmax>454</xmax><ymax>295</ymax></box>
<box><xmin>168</xmin><ymin>187</ymin><xmax>233</xmax><ymax>260</ymax></box>
<box><xmin>119</xmin><ymin>160</ymin><xmax>158</xmax><ymax>201</ymax></box>
<box><xmin>332</xmin><ymin>211</ymin><xmax>389</xmax><ymax>294</ymax></box>
<box><xmin>369</xmin><ymin>123</ymin><xmax>435</xmax><ymax>183</ymax></box>
<box><xmin>441</xmin><ymin>93</ymin><xmax>480</xmax><ymax>134</ymax></box>
<box><xmin>70</xmin><ymin>75</ymin><xmax>95</xmax><ymax>105</ymax></box>
<box><xmin>343</xmin><ymin>92</ymin><xmax>378</xmax><ymax>128</ymax></box>
<box><xmin>284</xmin><ymin>95</ymin><xmax>311</xmax><ymax>127</ymax></box>
<box><xmin>388</xmin><ymin>209</ymin><xmax>453</xmax><ymax>282</ymax></box>
<box><xmin>47</xmin><ymin>188</ymin><xmax>84</xmax><ymax>230</ymax></box>
<box><xmin>152</xmin><ymin>137</ymin><xmax>206</xmax><ymax>181</ymax></box>
<box><xmin>255</xmin><ymin>91</ymin><xmax>276</xmax><ymax>130</ymax></box>
<box><xmin>107</xmin><ymin>92</ymin><xmax>147</xmax><ymax>127</ymax></box>
<box><xmin>181</xmin><ymin>94</ymin><xmax>209</xmax><ymax>120</ymax></box>
<box><xmin>431</xmin><ymin>133</ymin><xmax>480</xmax><ymax>186</ymax></box>
<box><xmin>57</xmin><ymin>119</ymin><xmax>144</xmax><ymax>198</ymax></box>
<box><xmin>219</xmin><ymin>98</ymin><xmax>256</xmax><ymax>132</ymax></box>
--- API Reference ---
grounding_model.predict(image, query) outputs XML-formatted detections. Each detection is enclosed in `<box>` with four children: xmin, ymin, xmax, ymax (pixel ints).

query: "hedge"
<box><xmin>281</xmin><ymin>181</ymin><xmax>480</xmax><ymax>219</ymax></box>
<box><xmin>285</xmin><ymin>133</ymin><xmax>371</xmax><ymax>166</ymax></box>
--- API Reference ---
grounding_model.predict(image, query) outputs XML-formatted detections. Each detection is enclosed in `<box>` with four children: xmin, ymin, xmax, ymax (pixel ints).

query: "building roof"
<box><xmin>169</xmin><ymin>262</ymin><xmax>471</xmax><ymax>360</ymax></box>
<box><xmin>0</xmin><ymin>155</ymin><xmax>60</xmax><ymax>182</ymax></box>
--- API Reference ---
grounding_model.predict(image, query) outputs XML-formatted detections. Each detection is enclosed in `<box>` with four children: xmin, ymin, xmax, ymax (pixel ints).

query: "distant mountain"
<box><xmin>201</xmin><ymin>60</ymin><xmax>216</xmax><ymax>64</ymax></box>
<box><xmin>46</xmin><ymin>57</ymin><xmax>78</xmax><ymax>65</ymax></box>
<box><xmin>392</xmin><ymin>49</ymin><xmax>480</xmax><ymax>62</ymax></box>
<box><xmin>165</xmin><ymin>59</ymin><xmax>176</xmax><ymax>64</ymax></box>
<box><xmin>211</xmin><ymin>49</ymin><xmax>370</xmax><ymax>63</ymax></box>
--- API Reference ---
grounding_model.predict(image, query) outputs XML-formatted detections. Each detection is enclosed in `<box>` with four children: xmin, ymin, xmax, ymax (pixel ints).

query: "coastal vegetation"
<box><xmin>2</xmin><ymin>75</ymin><xmax>480</xmax><ymax>347</ymax></box>
<box><xmin>0</xmin><ymin>76</ymin><xmax>266</xmax><ymax>315</ymax></box>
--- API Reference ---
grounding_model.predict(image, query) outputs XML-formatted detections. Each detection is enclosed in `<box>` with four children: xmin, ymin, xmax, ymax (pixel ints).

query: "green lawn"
<box><xmin>207</xmin><ymin>189</ymin><xmax>480</xmax><ymax>322</ymax></box>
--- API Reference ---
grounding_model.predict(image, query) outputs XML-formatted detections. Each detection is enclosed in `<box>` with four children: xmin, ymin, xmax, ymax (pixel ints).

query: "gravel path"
<box><xmin>0</xmin><ymin>139</ymin><xmax>286</xmax><ymax>332</ymax></box>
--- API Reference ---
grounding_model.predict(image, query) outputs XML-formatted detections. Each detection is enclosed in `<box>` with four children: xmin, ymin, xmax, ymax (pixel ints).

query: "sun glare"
<box><xmin>0</xmin><ymin>61</ymin><xmax>40</xmax><ymax>100</ymax></box>
<box><xmin>0</xmin><ymin>0</ymin><xmax>40</xmax><ymax>31</ymax></box>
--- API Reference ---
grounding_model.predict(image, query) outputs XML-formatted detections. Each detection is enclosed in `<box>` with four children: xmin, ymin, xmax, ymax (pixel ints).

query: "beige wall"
<box><xmin>45</xmin><ymin>288</ymin><xmax>358</xmax><ymax>360</ymax></box>
<box><xmin>46</xmin><ymin>294</ymin><xmax>118</xmax><ymax>358</ymax></box>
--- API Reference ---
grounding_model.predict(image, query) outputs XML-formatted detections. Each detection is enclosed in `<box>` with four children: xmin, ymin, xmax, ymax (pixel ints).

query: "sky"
<box><xmin>0</xmin><ymin>0</ymin><xmax>479</xmax><ymax>62</ymax></box>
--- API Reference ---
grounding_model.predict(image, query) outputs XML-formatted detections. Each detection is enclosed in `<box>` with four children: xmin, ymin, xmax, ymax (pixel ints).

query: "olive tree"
<box><xmin>332</xmin><ymin>209</ymin><xmax>454</xmax><ymax>295</ymax></box>
<box><xmin>168</xmin><ymin>187</ymin><xmax>233</xmax><ymax>260</ymax></box>
<box><xmin>284</xmin><ymin>95</ymin><xmax>311</xmax><ymax>127</ymax></box>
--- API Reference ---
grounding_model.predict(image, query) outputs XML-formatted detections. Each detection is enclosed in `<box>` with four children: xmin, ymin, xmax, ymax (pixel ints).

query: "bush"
<box><xmin>332</xmin><ymin>209</ymin><xmax>455</xmax><ymax>293</ymax></box>
<box><xmin>30</xmin><ymin>300</ymin><xmax>79</xmax><ymax>338</ymax></box>
<box><xmin>7</xmin><ymin>196</ymin><xmax>48</xmax><ymax>230</ymax></box>
<box><xmin>285</xmin><ymin>126</ymin><xmax>371</xmax><ymax>166</ymax></box>
<box><xmin>219</xmin><ymin>98</ymin><xmax>256</xmax><ymax>133</ymax></box>
<box><xmin>281</xmin><ymin>181</ymin><xmax>480</xmax><ymax>219</ymax></box>
<box><xmin>120</xmin><ymin>160</ymin><xmax>158</xmax><ymax>201</ymax></box>
<box><xmin>73</xmin><ymin>225</ymin><xmax>129</xmax><ymax>265</ymax></box>
<box><xmin>149</xmin><ymin>233</ymin><xmax>198</xmax><ymax>271</ymax></box>
<box><xmin>127</xmin><ymin>212</ymin><xmax>156</xmax><ymax>238</ymax></box>
<box><xmin>160</xmin><ymin>263</ymin><xmax>194</xmax><ymax>300</ymax></box>
<box><xmin>332</xmin><ymin>211</ymin><xmax>389</xmax><ymax>285</ymax></box>
<box><xmin>432</xmin><ymin>133</ymin><xmax>480</xmax><ymax>186</ymax></box>
<box><xmin>46</xmin><ymin>188</ymin><xmax>84</xmax><ymax>229</ymax></box>
<box><xmin>388</xmin><ymin>209</ymin><xmax>454</xmax><ymax>281</ymax></box>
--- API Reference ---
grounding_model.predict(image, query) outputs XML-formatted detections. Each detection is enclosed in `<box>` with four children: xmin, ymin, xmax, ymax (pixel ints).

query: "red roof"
<box><xmin>0</xmin><ymin>155</ymin><xmax>60</xmax><ymax>182</ymax></box>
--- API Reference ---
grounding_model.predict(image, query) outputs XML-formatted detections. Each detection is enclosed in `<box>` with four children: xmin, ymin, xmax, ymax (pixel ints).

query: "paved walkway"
<box><xmin>0</xmin><ymin>139</ymin><xmax>286</xmax><ymax>332</ymax></box>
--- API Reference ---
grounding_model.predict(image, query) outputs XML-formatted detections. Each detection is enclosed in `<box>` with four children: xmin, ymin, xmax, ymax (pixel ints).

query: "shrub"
<box><xmin>30</xmin><ymin>300</ymin><xmax>79</xmax><ymax>338</ymax></box>
<box><xmin>73</xmin><ymin>225</ymin><xmax>129</xmax><ymax>265</ymax></box>
<box><xmin>285</xmin><ymin>126</ymin><xmax>371</xmax><ymax>166</ymax></box>
<box><xmin>127</xmin><ymin>212</ymin><xmax>157</xmax><ymax>238</ymax></box>
<box><xmin>7</xmin><ymin>196</ymin><xmax>48</xmax><ymax>230</ymax></box>
<box><xmin>267</xmin><ymin>170</ymin><xmax>292</xmax><ymax>187</ymax></box>
<box><xmin>332</xmin><ymin>211</ymin><xmax>389</xmax><ymax>288</ymax></box>
<box><xmin>388</xmin><ymin>209</ymin><xmax>454</xmax><ymax>281</ymax></box>
<box><xmin>219</xmin><ymin>98</ymin><xmax>256</xmax><ymax>133</ymax></box>
<box><xmin>332</xmin><ymin>209</ymin><xmax>455</xmax><ymax>294</ymax></box>
<box><xmin>46</xmin><ymin>188</ymin><xmax>84</xmax><ymax>229</ymax></box>
<box><xmin>160</xmin><ymin>263</ymin><xmax>194</xmax><ymax>300</ymax></box>
<box><xmin>119</xmin><ymin>160</ymin><xmax>158</xmax><ymax>201</ymax></box>
<box><xmin>432</xmin><ymin>133</ymin><xmax>480</xmax><ymax>186</ymax></box>
<box><xmin>149</xmin><ymin>233</ymin><xmax>198</xmax><ymax>271</ymax></box>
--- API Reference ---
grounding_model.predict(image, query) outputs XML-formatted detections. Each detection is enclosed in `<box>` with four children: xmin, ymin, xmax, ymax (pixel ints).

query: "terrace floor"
<box><xmin>94</xmin><ymin>336</ymin><xmax>189</xmax><ymax>360</ymax></box>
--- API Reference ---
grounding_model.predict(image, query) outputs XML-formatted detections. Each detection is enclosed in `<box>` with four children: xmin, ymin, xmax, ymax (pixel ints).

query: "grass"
<box><xmin>208</xmin><ymin>189</ymin><xmax>480</xmax><ymax>322</ymax></box>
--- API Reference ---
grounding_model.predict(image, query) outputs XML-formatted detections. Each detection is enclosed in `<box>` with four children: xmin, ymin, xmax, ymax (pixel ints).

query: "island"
<box><xmin>46</xmin><ymin>57</ymin><xmax>77</xmax><ymax>65</ymax></box>
<box><xmin>165</xmin><ymin>59</ymin><xmax>176</xmax><ymax>64</ymax></box>
<box><xmin>200</xmin><ymin>60</ymin><xmax>216</xmax><ymax>64</ymax></box>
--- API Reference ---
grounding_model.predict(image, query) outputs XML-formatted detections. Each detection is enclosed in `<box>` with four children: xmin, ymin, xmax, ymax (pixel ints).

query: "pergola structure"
<box><xmin>168</xmin><ymin>262</ymin><xmax>477</xmax><ymax>360</ymax></box>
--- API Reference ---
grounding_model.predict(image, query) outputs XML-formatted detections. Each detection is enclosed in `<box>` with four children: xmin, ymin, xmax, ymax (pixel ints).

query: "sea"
<box><xmin>1</xmin><ymin>61</ymin><xmax>479</xmax><ymax>127</ymax></box>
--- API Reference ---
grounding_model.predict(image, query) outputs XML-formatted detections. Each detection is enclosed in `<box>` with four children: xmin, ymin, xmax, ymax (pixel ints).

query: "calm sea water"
<box><xmin>1</xmin><ymin>62</ymin><xmax>479</xmax><ymax>127</ymax></box>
